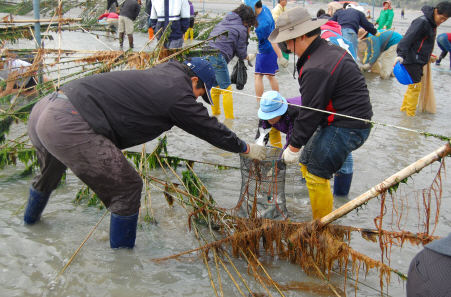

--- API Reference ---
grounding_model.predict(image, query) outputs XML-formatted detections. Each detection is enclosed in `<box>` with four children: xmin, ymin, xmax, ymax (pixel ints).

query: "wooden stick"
<box><xmin>288</xmin><ymin>141</ymin><xmax>451</xmax><ymax>244</ymax></box>
<box><xmin>217</xmin><ymin>257</ymin><xmax>247</xmax><ymax>297</ymax></box>
<box><xmin>1</xmin><ymin>18</ymin><xmax>83</xmax><ymax>24</ymax></box>
<box><xmin>54</xmin><ymin>210</ymin><xmax>108</xmax><ymax>282</ymax></box>
<box><xmin>248</xmin><ymin>248</ymin><xmax>285</xmax><ymax>296</ymax></box>
<box><xmin>311</xmin><ymin>261</ymin><xmax>342</xmax><ymax>297</ymax></box>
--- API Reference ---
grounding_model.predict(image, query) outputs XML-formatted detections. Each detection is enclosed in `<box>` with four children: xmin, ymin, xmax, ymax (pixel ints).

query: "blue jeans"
<box><xmin>341</xmin><ymin>28</ymin><xmax>358</xmax><ymax>57</ymax></box>
<box><xmin>206</xmin><ymin>54</ymin><xmax>231</xmax><ymax>89</ymax></box>
<box><xmin>437</xmin><ymin>33</ymin><xmax>451</xmax><ymax>52</ymax></box>
<box><xmin>300</xmin><ymin>125</ymin><xmax>371</xmax><ymax>180</ymax></box>
<box><xmin>337</xmin><ymin>153</ymin><xmax>353</xmax><ymax>175</ymax></box>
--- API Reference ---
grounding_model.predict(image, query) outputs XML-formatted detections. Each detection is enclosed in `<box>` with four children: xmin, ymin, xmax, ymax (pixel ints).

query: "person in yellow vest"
<box><xmin>271</xmin><ymin>0</ymin><xmax>287</xmax><ymax>21</ymax></box>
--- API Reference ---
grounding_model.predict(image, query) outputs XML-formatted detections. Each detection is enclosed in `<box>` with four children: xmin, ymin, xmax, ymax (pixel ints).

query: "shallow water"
<box><xmin>1</xmin><ymin>2</ymin><xmax>451</xmax><ymax>296</ymax></box>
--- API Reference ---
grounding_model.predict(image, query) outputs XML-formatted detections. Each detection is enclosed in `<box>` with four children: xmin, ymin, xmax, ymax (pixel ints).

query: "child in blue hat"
<box><xmin>256</xmin><ymin>91</ymin><xmax>355</xmax><ymax>201</ymax></box>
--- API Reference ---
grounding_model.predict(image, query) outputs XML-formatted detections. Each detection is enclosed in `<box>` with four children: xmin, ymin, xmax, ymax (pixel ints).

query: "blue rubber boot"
<box><xmin>333</xmin><ymin>172</ymin><xmax>353</xmax><ymax>196</ymax></box>
<box><xmin>110</xmin><ymin>212</ymin><xmax>138</xmax><ymax>249</ymax></box>
<box><xmin>24</xmin><ymin>186</ymin><xmax>52</xmax><ymax>224</ymax></box>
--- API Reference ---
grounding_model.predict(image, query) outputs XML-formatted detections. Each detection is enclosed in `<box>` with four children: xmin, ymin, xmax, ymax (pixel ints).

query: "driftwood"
<box><xmin>288</xmin><ymin>141</ymin><xmax>451</xmax><ymax>243</ymax></box>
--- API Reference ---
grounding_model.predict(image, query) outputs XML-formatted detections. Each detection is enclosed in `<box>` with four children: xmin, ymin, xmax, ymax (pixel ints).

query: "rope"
<box><xmin>214</xmin><ymin>87</ymin><xmax>451</xmax><ymax>142</ymax></box>
<box><xmin>75</xmin><ymin>24</ymin><xmax>114</xmax><ymax>51</ymax></box>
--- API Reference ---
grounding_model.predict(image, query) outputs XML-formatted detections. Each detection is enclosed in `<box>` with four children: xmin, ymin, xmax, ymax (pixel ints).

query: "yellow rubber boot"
<box><xmin>189</xmin><ymin>28</ymin><xmax>194</xmax><ymax>40</ymax></box>
<box><xmin>269</xmin><ymin>127</ymin><xmax>282</xmax><ymax>148</ymax></box>
<box><xmin>405</xmin><ymin>82</ymin><xmax>421</xmax><ymax>116</ymax></box>
<box><xmin>222</xmin><ymin>85</ymin><xmax>234</xmax><ymax>119</ymax></box>
<box><xmin>400</xmin><ymin>84</ymin><xmax>414</xmax><ymax>112</ymax></box>
<box><xmin>211</xmin><ymin>86</ymin><xmax>222</xmax><ymax>115</ymax></box>
<box><xmin>305</xmin><ymin>170</ymin><xmax>333</xmax><ymax>219</ymax></box>
<box><xmin>299</xmin><ymin>163</ymin><xmax>307</xmax><ymax>179</ymax></box>
<box><xmin>184</xmin><ymin>30</ymin><xmax>189</xmax><ymax>40</ymax></box>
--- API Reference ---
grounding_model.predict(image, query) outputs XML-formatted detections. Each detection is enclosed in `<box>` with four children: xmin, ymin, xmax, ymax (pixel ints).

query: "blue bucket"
<box><xmin>393</xmin><ymin>62</ymin><xmax>413</xmax><ymax>85</ymax></box>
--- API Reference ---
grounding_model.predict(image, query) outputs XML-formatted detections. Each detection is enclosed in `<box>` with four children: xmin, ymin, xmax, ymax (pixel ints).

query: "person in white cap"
<box><xmin>268</xmin><ymin>7</ymin><xmax>373</xmax><ymax>219</ymax></box>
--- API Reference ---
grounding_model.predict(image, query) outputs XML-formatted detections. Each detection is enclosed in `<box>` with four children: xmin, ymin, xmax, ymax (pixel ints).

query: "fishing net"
<box><xmin>235</xmin><ymin>147</ymin><xmax>288</xmax><ymax>220</ymax></box>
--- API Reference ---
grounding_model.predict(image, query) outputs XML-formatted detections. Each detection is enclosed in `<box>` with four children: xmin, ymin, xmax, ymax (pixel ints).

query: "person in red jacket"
<box><xmin>98</xmin><ymin>12</ymin><xmax>119</xmax><ymax>37</ymax></box>
<box><xmin>435</xmin><ymin>32</ymin><xmax>451</xmax><ymax>67</ymax></box>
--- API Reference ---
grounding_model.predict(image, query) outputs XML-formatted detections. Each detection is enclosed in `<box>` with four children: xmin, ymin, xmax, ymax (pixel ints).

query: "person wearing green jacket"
<box><xmin>376</xmin><ymin>1</ymin><xmax>394</xmax><ymax>30</ymax></box>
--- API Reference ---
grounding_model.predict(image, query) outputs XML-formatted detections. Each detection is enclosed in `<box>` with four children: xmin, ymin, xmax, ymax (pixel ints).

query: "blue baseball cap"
<box><xmin>183</xmin><ymin>57</ymin><xmax>216</xmax><ymax>105</ymax></box>
<box><xmin>258</xmin><ymin>91</ymin><xmax>288</xmax><ymax>120</ymax></box>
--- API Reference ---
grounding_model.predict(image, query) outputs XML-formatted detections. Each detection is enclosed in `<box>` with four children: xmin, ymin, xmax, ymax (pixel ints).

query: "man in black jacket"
<box><xmin>394</xmin><ymin>2</ymin><xmax>451</xmax><ymax>116</ymax></box>
<box><xmin>268</xmin><ymin>7</ymin><xmax>373</xmax><ymax>219</ymax></box>
<box><xmin>118</xmin><ymin>0</ymin><xmax>142</xmax><ymax>48</ymax></box>
<box><xmin>105</xmin><ymin>0</ymin><xmax>119</xmax><ymax>14</ymax></box>
<box><xmin>330</xmin><ymin>2</ymin><xmax>378</xmax><ymax>55</ymax></box>
<box><xmin>24</xmin><ymin>58</ymin><xmax>266</xmax><ymax>249</ymax></box>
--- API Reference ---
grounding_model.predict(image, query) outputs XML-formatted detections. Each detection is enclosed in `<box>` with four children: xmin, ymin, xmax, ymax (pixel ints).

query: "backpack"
<box><xmin>321</xmin><ymin>29</ymin><xmax>357</xmax><ymax>61</ymax></box>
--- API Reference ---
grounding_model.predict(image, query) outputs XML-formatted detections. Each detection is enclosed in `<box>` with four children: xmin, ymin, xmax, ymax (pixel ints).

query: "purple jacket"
<box><xmin>256</xmin><ymin>96</ymin><xmax>302</xmax><ymax>149</ymax></box>
<box><xmin>207</xmin><ymin>12</ymin><xmax>248</xmax><ymax>63</ymax></box>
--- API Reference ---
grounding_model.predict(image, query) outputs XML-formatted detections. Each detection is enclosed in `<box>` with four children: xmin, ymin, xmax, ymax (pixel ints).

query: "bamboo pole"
<box><xmin>1</xmin><ymin>18</ymin><xmax>83</xmax><ymax>24</ymax></box>
<box><xmin>288</xmin><ymin>141</ymin><xmax>451</xmax><ymax>244</ymax></box>
<box><xmin>54</xmin><ymin>210</ymin><xmax>108</xmax><ymax>282</ymax></box>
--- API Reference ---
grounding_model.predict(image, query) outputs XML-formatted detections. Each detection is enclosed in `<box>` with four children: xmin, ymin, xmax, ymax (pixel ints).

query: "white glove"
<box><xmin>247</xmin><ymin>53</ymin><xmax>256</xmax><ymax>62</ymax></box>
<box><xmin>255</xmin><ymin>127</ymin><xmax>271</xmax><ymax>146</ymax></box>
<box><xmin>278</xmin><ymin>57</ymin><xmax>289</xmax><ymax>68</ymax></box>
<box><xmin>240</xmin><ymin>144</ymin><xmax>266</xmax><ymax>160</ymax></box>
<box><xmin>282</xmin><ymin>147</ymin><xmax>301</xmax><ymax>164</ymax></box>
<box><xmin>360</xmin><ymin>63</ymin><xmax>372</xmax><ymax>71</ymax></box>
<box><xmin>375</xmin><ymin>32</ymin><xmax>381</xmax><ymax>37</ymax></box>
<box><xmin>393</xmin><ymin>56</ymin><xmax>404</xmax><ymax>65</ymax></box>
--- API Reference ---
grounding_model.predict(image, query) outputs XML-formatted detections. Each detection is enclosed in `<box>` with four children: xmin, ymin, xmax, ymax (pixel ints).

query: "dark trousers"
<box><xmin>406</xmin><ymin>248</ymin><xmax>451</xmax><ymax>296</ymax></box>
<box><xmin>403</xmin><ymin>63</ymin><xmax>424</xmax><ymax>84</ymax></box>
<box><xmin>27</xmin><ymin>93</ymin><xmax>142</xmax><ymax>216</ymax></box>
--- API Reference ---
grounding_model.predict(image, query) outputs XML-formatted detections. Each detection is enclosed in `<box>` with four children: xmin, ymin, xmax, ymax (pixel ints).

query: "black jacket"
<box><xmin>330</xmin><ymin>8</ymin><xmax>377</xmax><ymax>35</ymax></box>
<box><xmin>60</xmin><ymin>62</ymin><xmax>246</xmax><ymax>152</ymax></box>
<box><xmin>396</xmin><ymin>6</ymin><xmax>437</xmax><ymax>66</ymax></box>
<box><xmin>144</xmin><ymin>0</ymin><xmax>152</xmax><ymax>15</ymax></box>
<box><xmin>119</xmin><ymin>0</ymin><xmax>141</xmax><ymax>21</ymax></box>
<box><xmin>290</xmin><ymin>36</ymin><xmax>373</xmax><ymax>149</ymax></box>
<box><xmin>107</xmin><ymin>0</ymin><xmax>118</xmax><ymax>11</ymax></box>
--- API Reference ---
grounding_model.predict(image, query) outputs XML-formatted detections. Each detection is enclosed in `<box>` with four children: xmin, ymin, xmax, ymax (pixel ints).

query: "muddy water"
<box><xmin>1</xmin><ymin>2</ymin><xmax>451</xmax><ymax>296</ymax></box>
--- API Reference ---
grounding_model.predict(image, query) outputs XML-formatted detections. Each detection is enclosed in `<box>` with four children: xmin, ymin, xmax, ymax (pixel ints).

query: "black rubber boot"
<box><xmin>333</xmin><ymin>172</ymin><xmax>353</xmax><ymax>196</ymax></box>
<box><xmin>119</xmin><ymin>33</ymin><xmax>124</xmax><ymax>47</ymax></box>
<box><xmin>24</xmin><ymin>186</ymin><xmax>52</xmax><ymax>224</ymax></box>
<box><xmin>128</xmin><ymin>34</ymin><xmax>134</xmax><ymax>49</ymax></box>
<box><xmin>436</xmin><ymin>51</ymin><xmax>448</xmax><ymax>65</ymax></box>
<box><xmin>110</xmin><ymin>212</ymin><xmax>138</xmax><ymax>248</ymax></box>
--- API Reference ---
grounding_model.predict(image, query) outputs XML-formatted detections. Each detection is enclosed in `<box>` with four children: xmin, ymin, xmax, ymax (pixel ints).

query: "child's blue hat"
<box><xmin>258</xmin><ymin>91</ymin><xmax>288</xmax><ymax>120</ymax></box>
